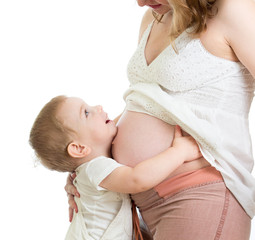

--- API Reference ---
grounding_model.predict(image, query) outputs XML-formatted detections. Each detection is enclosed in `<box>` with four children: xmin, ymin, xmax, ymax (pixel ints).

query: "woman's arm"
<box><xmin>222</xmin><ymin>0</ymin><xmax>255</xmax><ymax>76</ymax></box>
<box><xmin>100</xmin><ymin>126</ymin><xmax>202</xmax><ymax>193</ymax></box>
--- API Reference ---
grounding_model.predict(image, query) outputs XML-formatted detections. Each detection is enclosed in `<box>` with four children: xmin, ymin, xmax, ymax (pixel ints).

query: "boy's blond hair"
<box><xmin>29</xmin><ymin>95</ymin><xmax>78</xmax><ymax>172</ymax></box>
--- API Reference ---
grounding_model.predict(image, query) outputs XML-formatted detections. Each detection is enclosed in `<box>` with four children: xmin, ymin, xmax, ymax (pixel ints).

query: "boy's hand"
<box><xmin>172</xmin><ymin>125</ymin><xmax>202</xmax><ymax>162</ymax></box>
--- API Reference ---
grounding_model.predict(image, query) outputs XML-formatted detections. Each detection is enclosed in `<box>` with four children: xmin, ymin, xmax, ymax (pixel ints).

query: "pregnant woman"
<box><xmin>65</xmin><ymin>0</ymin><xmax>255</xmax><ymax>239</ymax></box>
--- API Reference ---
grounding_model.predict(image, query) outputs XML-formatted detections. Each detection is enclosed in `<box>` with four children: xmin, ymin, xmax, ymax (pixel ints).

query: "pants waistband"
<box><xmin>154</xmin><ymin>166</ymin><xmax>223</xmax><ymax>198</ymax></box>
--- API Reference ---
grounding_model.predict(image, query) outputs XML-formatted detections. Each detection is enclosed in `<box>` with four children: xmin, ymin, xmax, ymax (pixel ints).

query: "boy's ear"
<box><xmin>67</xmin><ymin>142</ymin><xmax>91</xmax><ymax>158</ymax></box>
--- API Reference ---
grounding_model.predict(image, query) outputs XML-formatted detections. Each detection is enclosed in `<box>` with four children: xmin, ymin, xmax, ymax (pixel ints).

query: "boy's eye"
<box><xmin>85</xmin><ymin>110</ymin><xmax>89</xmax><ymax>117</ymax></box>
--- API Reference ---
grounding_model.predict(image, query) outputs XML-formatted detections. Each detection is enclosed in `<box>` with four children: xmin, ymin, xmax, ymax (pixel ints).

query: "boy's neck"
<box><xmin>76</xmin><ymin>145</ymin><xmax>112</xmax><ymax>167</ymax></box>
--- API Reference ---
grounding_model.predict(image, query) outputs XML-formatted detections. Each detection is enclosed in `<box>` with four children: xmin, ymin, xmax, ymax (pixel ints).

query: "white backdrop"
<box><xmin>0</xmin><ymin>1</ymin><xmax>254</xmax><ymax>239</ymax></box>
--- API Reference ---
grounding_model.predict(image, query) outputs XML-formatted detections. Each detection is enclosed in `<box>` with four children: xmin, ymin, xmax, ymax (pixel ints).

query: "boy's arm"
<box><xmin>100</xmin><ymin>126</ymin><xmax>202</xmax><ymax>194</ymax></box>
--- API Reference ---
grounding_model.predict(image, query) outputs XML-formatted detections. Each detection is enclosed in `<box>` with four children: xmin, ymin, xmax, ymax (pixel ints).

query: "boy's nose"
<box><xmin>96</xmin><ymin>105</ymin><xmax>103</xmax><ymax>113</ymax></box>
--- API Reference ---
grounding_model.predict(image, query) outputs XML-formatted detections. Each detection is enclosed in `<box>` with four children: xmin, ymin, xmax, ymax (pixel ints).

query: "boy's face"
<box><xmin>57</xmin><ymin>97</ymin><xmax>117</xmax><ymax>146</ymax></box>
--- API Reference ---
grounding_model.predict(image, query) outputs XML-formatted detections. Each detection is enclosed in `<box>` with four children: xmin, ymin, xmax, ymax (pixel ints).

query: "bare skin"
<box><xmin>66</xmin><ymin>0</ymin><xmax>255</xmax><ymax>221</ymax></box>
<box><xmin>112</xmin><ymin>111</ymin><xmax>209</xmax><ymax>178</ymax></box>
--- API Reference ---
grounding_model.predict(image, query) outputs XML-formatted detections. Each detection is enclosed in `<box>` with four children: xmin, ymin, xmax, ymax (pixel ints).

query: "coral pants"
<box><xmin>132</xmin><ymin>167</ymin><xmax>251</xmax><ymax>240</ymax></box>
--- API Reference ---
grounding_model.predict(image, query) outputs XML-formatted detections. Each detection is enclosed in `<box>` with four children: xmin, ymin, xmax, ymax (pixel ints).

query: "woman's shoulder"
<box><xmin>216</xmin><ymin>0</ymin><xmax>255</xmax><ymax>76</ymax></box>
<box><xmin>211</xmin><ymin>0</ymin><xmax>255</xmax><ymax>42</ymax></box>
<box><xmin>138</xmin><ymin>9</ymin><xmax>154</xmax><ymax>43</ymax></box>
<box><xmin>216</xmin><ymin>0</ymin><xmax>255</xmax><ymax>22</ymax></box>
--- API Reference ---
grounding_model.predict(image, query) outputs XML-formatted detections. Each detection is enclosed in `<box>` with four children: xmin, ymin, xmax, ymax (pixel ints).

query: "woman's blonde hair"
<box><xmin>29</xmin><ymin>95</ymin><xmax>77</xmax><ymax>172</ymax></box>
<box><xmin>153</xmin><ymin>0</ymin><xmax>217</xmax><ymax>43</ymax></box>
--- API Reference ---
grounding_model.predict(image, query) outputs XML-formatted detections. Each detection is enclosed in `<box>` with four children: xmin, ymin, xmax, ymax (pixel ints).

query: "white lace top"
<box><xmin>124</xmin><ymin>22</ymin><xmax>255</xmax><ymax>218</ymax></box>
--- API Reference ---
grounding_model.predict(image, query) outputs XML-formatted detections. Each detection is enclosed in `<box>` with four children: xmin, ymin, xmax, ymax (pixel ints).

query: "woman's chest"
<box><xmin>127</xmin><ymin>33</ymin><xmax>239</xmax><ymax>92</ymax></box>
<box><xmin>144</xmin><ymin>17</ymin><xmax>238</xmax><ymax>67</ymax></box>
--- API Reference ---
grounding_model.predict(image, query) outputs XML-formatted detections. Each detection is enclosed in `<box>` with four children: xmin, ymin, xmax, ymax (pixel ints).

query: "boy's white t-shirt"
<box><xmin>65</xmin><ymin>156</ymin><xmax>132</xmax><ymax>240</ymax></box>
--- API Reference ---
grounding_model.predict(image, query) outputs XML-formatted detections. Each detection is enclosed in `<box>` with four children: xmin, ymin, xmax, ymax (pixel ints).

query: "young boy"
<box><xmin>29</xmin><ymin>95</ymin><xmax>202</xmax><ymax>240</ymax></box>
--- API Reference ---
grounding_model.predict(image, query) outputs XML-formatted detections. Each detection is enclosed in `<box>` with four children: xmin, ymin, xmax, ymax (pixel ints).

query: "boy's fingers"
<box><xmin>174</xmin><ymin>125</ymin><xmax>182</xmax><ymax>138</ymax></box>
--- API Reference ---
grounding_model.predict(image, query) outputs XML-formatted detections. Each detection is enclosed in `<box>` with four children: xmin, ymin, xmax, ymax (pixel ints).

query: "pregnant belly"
<box><xmin>112</xmin><ymin>111</ymin><xmax>210</xmax><ymax>178</ymax></box>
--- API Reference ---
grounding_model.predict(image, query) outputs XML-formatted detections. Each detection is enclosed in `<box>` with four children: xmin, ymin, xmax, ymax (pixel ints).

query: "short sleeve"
<box><xmin>85</xmin><ymin>156</ymin><xmax>124</xmax><ymax>191</ymax></box>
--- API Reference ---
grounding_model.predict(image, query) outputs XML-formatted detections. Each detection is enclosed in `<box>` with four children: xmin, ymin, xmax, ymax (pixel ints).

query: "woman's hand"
<box><xmin>65</xmin><ymin>172</ymin><xmax>80</xmax><ymax>222</ymax></box>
